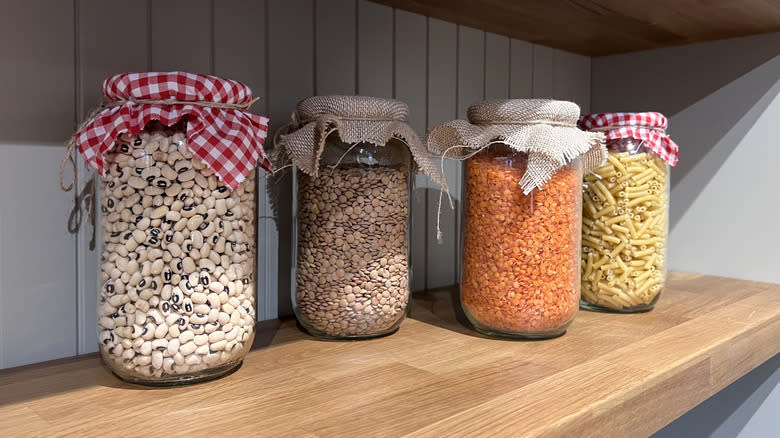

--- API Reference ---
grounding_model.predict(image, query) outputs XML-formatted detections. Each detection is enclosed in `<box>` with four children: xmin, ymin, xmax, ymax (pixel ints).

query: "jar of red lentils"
<box><xmin>427</xmin><ymin>99</ymin><xmax>606</xmax><ymax>339</ymax></box>
<box><xmin>578</xmin><ymin>113</ymin><xmax>679</xmax><ymax>313</ymax></box>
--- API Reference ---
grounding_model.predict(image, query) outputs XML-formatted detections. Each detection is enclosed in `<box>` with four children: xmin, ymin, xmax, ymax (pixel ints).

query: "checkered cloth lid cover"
<box><xmin>74</xmin><ymin>71</ymin><xmax>271</xmax><ymax>188</ymax></box>
<box><xmin>578</xmin><ymin>112</ymin><xmax>678</xmax><ymax>166</ymax></box>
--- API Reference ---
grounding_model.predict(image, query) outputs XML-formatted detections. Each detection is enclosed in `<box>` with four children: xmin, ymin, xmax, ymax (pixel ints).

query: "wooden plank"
<box><xmin>267</xmin><ymin>0</ymin><xmax>315</xmax><ymax>317</ymax></box>
<box><xmin>552</xmin><ymin>49</ymin><xmax>591</xmax><ymax>113</ymax></box>
<box><xmin>394</xmin><ymin>9</ymin><xmax>428</xmax><ymax>292</ymax></box>
<box><xmin>150</xmin><ymin>0</ymin><xmax>212</xmax><ymax>73</ymax></box>
<box><xmin>76</xmin><ymin>0</ymin><xmax>149</xmax><ymax>355</ymax></box>
<box><xmin>509</xmin><ymin>39</ymin><xmax>533</xmax><ymax>99</ymax></box>
<box><xmin>0</xmin><ymin>0</ymin><xmax>74</xmax><ymax>143</ymax></box>
<box><xmin>212</xmin><ymin>0</ymin><xmax>275</xmax><ymax>320</ymax></box>
<box><xmin>0</xmin><ymin>145</ymin><xmax>77</xmax><ymax>368</ymax></box>
<box><xmin>484</xmin><ymin>32</ymin><xmax>510</xmax><ymax>100</ymax></box>
<box><xmin>532</xmin><ymin>44</ymin><xmax>554</xmax><ymax>98</ymax></box>
<box><xmin>425</xmin><ymin>18</ymin><xmax>457</xmax><ymax>289</ymax></box>
<box><xmin>370</xmin><ymin>0</ymin><xmax>780</xmax><ymax>56</ymax></box>
<box><xmin>0</xmin><ymin>273</ymin><xmax>777</xmax><ymax>436</ymax></box>
<box><xmin>357</xmin><ymin>0</ymin><xmax>394</xmax><ymax>97</ymax></box>
<box><xmin>315</xmin><ymin>0</ymin><xmax>356</xmax><ymax>95</ymax></box>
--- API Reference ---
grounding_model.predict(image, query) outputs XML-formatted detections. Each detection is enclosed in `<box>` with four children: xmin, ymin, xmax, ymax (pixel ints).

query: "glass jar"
<box><xmin>580</xmin><ymin>138</ymin><xmax>670</xmax><ymax>312</ymax></box>
<box><xmin>461</xmin><ymin>145</ymin><xmax>582</xmax><ymax>338</ymax></box>
<box><xmin>292</xmin><ymin>134</ymin><xmax>413</xmax><ymax>339</ymax></box>
<box><xmin>97</xmin><ymin>120</ymin><xmax>257</xmax><ymax>385</ymax></box>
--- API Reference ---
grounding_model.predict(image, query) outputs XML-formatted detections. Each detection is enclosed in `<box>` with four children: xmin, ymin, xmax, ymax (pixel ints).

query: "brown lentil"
<box><xmin>461</xmin><ymin>149</ymin><xmax>581</xmax><ymax>337</ymax></box>
<box><xmin>295</xmin><ymin>166</ymin><xmax>409</xmax><ymax>338</ymax></box>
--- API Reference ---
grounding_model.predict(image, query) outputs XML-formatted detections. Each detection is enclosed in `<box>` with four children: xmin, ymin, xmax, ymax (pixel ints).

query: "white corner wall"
<box><xmin>592</xmin><ymin>32</ymin><xmax>780</xmax><ymax>438</ymax></box>
<box><xmin>592</xmin><ymin>32</ymin><xmax>780</xmax><ymax>284</ymax></box>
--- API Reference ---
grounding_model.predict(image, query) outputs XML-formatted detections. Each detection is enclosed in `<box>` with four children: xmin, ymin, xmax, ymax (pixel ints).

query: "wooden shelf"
<box><xmin>0</xmin><ymin>272</ymin><xmax>778</xmax><ymax>436</ymax></box>
<box><xmin>372</xmin><ymin>0</ymin><xmax>780</xmax><ymax>56</ymax></box>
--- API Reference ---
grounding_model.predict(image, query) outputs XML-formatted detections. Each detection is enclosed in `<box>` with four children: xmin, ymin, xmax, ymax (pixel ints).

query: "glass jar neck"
<box><xmin>319</xmin><ymin>134</ymin><xmax>411</xmax><ymax>169</ymax></box>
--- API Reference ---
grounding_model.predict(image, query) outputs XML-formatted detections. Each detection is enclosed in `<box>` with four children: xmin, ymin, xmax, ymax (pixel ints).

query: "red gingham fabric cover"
<box><xmin>75</xmin><ymin>71</ymin><xmax>271</xmax><ymax>188</ymax></box>
<box><xmin>578</xmin><ymin>112</ymin><xmax>678</xmax><ymax>166</ymax></box>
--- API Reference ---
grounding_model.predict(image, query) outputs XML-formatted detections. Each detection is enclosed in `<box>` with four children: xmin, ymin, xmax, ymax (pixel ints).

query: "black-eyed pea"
<box><xmin>140</xmin><ymin>261</ymin><xmax>152</xmax><ymax>276</ymax></box>
<box><xmin>167</xmin><ymin>338</ymin><xmax>180</xmax><ymax>356</ymax></box>
<box><xmin>151</xmin><ymin>259</ymin><xmax>164</xmax><ymax>275</ymax></box>
<box><xmin>140</xmin><ymin>322</ymin><xmax>156</xmax><ymax>341</ymax></box>
<box><xmin>147</xmin><ymin>309</ymin><xmax>164</xmax><ymax>325</ymax></box>
<box><xmin>139</xmin><ymin>288</ymin><xmax>154</xmax><ymax>301</ymax></box>
<box><xmin>161</xmin><ymin>165</ymin><xmax>178</xmax><ymax>180</ymax></box>
<box><xmin>178</xmin><ymin>329</ymin><xmax>195</xmax><ymax>345</ymax></box>
<box><xmin>191</xmin><ymin>312</ymin><xmax>208</xmax><ymax>325</ymax></box>
<box><xmin>145</xmin><ymin>185</ymin><xmax>165</xmax><ymax>197</ymax></box>
<box><xmin>179</xmin><ymin>341</ymin><xmax>197</xmax><ymax>356</ymax></box>
<box><xmin>161</xmin><ymin>357</ymin><xmax>177</xmax><ymax>375</ymax></box>
<box><xmin>136</xmin><ymin>299</ymin><xmax>150</xmax><ymax>313</ymax></box>
<box><xmin>134</xmin><ymin>355</ymin><xmax>152</xmax><ymax>368</ymax></box>
<box><xmin>189</xmin><ymin>323</ymin><xmax>205</xmax><ymax>335</ymax></box>
<box><xmin>151</xmin><ymin>336</ymin><xmax>168</xmax><ymax>350</ymax></box>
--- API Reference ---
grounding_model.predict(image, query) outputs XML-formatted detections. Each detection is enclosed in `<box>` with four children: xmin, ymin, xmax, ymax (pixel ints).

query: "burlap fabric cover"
<box><xmin>274</xmin><ymin>95</ymin><xmax>442</xmax><ymax>185</ymax></box>
<box><xmin>426</xmin><ymin>99</ymin><xmax>606</xmax><ymax>194</ymax></box>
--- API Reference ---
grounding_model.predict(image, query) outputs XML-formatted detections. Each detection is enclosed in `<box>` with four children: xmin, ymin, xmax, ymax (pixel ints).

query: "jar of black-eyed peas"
<box><xmin>65</xmin><ymin>71</ymin><xmax>272</xmax><ymax>385</ymax></box>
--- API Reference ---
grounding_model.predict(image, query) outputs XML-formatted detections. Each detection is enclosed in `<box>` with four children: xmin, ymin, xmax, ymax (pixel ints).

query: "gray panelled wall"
<box><xmin>0</xmin><ymin>0</ymin><xmax>590</xmax><ymax>368</ymax></box>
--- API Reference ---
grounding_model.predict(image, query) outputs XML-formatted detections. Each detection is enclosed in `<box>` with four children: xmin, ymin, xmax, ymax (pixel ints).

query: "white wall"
<box><xmin>592</xmin><ymin>32</ymin><xmax>780</xmax><ymax>438</ymax></box>
<box><xmin>0</xmin><ymin>0</ymin><xmax>590</xmax><ymax>368</ymax></box>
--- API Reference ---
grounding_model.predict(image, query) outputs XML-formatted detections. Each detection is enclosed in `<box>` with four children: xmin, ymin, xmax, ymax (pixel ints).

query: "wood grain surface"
<box><xmin>0</xmin><ymin>272</ymin><xmax>778</xmax><ymax>437</ymax></box>
<box><xmin>371</xmin><ymin>0</ymin><xmax>780</xmax><ymax>56</ymax></box>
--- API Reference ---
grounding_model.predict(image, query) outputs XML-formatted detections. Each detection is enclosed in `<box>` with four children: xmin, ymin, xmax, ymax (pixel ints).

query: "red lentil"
<box><xmin>461</xmin><ymin>148</ymin><xmax>582</xmax><ymax>337</ymax></box>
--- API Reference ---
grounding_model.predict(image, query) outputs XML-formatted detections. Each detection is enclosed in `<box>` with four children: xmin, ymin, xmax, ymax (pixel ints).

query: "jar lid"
<box><xmin>426</xmin><ymin>99</ymin><xmax>606</xmax><ymax>194</ymax></box>
<box><xmin>467</xmin><ymin>98</ymin><xmax>580</xmax><ymax>127</ymax></box>
<box><xmin>295</xmin><ymin>95</ymin><xmax>408</xmax><ymax>122</ymax></box>
<box><xmin>578</xmin><ymin>112</ymin><xmax>679</xmax><ymax>166</ymax></box>
<box><xmin>72</xmin><ymin>71</ymin><xmax>272</xmax><ymax>189</ymax></box>
<box><xmin>274</xmin><ymin>95</ymin><xmax>442</xmax><ymax>186</ymax></box>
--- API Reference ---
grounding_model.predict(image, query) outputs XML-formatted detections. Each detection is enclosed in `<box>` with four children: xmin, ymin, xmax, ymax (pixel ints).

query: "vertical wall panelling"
<box><xmin>552</xmin><ymin>49</ymin><xmax>591</xmax><ymax>113</ymax></box>
<box><xmin>0</xmin><ymin>0</ymin><xmax>76</xmax><ymax>143</ymax></box>
<box><xmin>0</xmin><ymin>1</ymin><xmax>590</xmax><ymax>367</ymax></box>
<box><xmin>510</xmin><ymin>39</ymin><xmax>533</xmax><ymax>98</ymax></box>
<box><xmin>446</xmin><ymin>25</ymin><xmax>486</xmax><ymax>287</ymax></box>
<box><xmin>532</xmin><ymin>44</ymin><xmax>554</xmax><ymax>98</ymax></box>
<box><xmin>212</xmin><ymin>0</ymin><xmax>273</xmax><ymax>320</ymax></box>
<box><xmin>268</xmin><ymin>0</ymin><xmax>315</xmax><ymax>317</ymax></box>
<box><xmin>0</xmin><ymin>0</ymin><xmax>76</xmax><ymax>368</ymax></box>
<box><xmin>150</xmin><ymin>0</ymin><xmax>213</xmax><ymax>73</ymax></box>
<box><xmin>357</xmin><ymin>0</ymin><xmax>394</xmax><ymax>97</ymax></box>
<box><xmin>0</xmin><ymin>146</ymin><xmax>78</xmax><ymax>368</ymax></box>
<box><xmin>76</xmin><ymin>0</ymin><xmax>150</xmax><ymax>353</ymax></box>
<box><xmin>394</xmin><ymin>9</ymin><xmax>428</xmax><ymax>291</ymax></box>
<box><xmin>484</xmin><ymin>33</ymin><xmax>510</xmax><ymax>100</ymax></box>
<box><xmin>315</xmin><ymin>0</ymin><xmax>357</xmax><ymax>95</ymax></box>
<box><xmin>425</xmin><ymin>19</ymin><xmax>458</xmax><ymax>289</ymax></box>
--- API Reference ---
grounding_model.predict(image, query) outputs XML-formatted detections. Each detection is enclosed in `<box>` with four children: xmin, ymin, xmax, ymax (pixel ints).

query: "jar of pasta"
<box><xmin>427</xmin><ymin>99</ymin><xmax>606</xmax><ymax>339</ymax></box>
<box><xmin>578</xmin><ymin>112</ymin><xmax>679</xmax><ymax>312</ymax></box>
<box><xmin>62</xmin><ymin>72</ymin><xmax>272</xmax><ymax>385</ymax></box>
<box><xmin>274</xmin><ymin>96</ymin><xmax>441</xmax><ymax>339</ymax></box>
